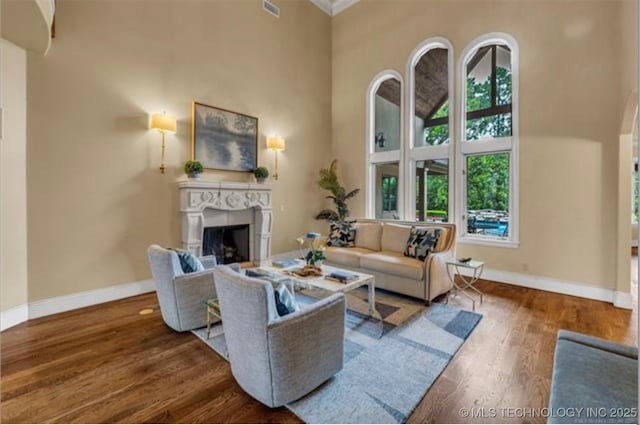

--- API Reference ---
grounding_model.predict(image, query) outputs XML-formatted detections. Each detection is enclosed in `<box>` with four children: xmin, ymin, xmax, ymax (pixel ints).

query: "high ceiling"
<box><xmin>375</xmin><ymin>48</ymin><xmax>449</xmax><ymax>121</ymax></box>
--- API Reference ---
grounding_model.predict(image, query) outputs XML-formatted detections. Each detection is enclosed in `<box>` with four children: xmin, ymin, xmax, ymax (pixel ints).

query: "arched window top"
<box><xmin>407</xmin><ymin>37</ymin><xmax>454</xmax><ymax>149</ymax></box>
<box><xmin>460</xmin><ymin>33</ymin><xmax>518</xmax><ymax>143</ymax></box>
<box><xmin>460</xmin><ymin>32</ymin><xmax>518</xmax><ymax>65</ymax></box>
<box><xmin>367</xmin><ymin>70</ymin><xmax>403</xmax><ymax>154</ymax></box>
<box><xmin>407</xmin><ymin>37</ymin><xmax>453</xmax><ymax>69</ymax></box>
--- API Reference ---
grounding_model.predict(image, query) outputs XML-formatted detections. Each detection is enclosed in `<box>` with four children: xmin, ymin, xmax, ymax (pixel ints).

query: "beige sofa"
<box><xmin>325</xmin><ymin>219</ymin><xmax>456</xmax><ymax>304</ymax></box>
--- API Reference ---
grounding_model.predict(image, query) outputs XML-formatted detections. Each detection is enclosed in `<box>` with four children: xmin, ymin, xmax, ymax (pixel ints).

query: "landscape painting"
<box><xmin>192</xmin><ymin>102</ymin><xmax>258</xmax><ymax>172</ymax></box>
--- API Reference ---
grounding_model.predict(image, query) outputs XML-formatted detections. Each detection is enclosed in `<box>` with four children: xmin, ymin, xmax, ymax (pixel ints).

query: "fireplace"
<box><xmin>203</xmin><ymin>225</ymin><xmax>250</xmax><ymax>265</ymax></box>
<box><xmin>179</xmin><ymin>181</ymin><xmax>272</xmax><ymax>265</ymax></box>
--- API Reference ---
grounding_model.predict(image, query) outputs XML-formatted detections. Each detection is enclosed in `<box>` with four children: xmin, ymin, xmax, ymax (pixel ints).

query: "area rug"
<box><xmin>192</xmin><ymin>287</ymin><xmax>482</xmax><ymax>424</ymax></box>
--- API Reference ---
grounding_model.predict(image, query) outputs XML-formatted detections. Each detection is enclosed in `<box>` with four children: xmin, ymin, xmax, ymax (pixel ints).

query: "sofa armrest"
<box><xmin>558</xmin><ymin>330</ymin><xmax>638</xmax><ymax>359</ymax></box>
<box><xmin>424</xmin><ymin>250</ymin><xmax>456</xmax><ymax>301</ymax></box>
<box><xmin>266</xmin><ymin>293</ymin><xmax>345</xmax><ymax>406</ymax></box>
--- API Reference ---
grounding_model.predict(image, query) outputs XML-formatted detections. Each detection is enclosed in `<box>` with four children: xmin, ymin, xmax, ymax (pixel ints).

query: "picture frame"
<box><xmin>191</xmin><ymin>101</ymin><xmax>259</xmax><ymax>172</ymax></box>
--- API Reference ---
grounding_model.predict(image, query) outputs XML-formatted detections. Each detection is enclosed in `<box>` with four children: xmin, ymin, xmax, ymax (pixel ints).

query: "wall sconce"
<box><xmin>267</xmin><ymin>136</ymin><xmax>285</xmax><ymax>180</ymax></box>
<box><xmin>150</xmin><ymin>112</ymin><xmax>177</xmax><ymax>174</ymax></box>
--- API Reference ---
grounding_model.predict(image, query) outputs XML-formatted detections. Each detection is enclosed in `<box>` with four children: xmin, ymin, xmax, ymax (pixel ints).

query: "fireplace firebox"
<box><xmin>202</xmin><ymin>225</ymin><xmax>250</xmax><ymax>265</ymax></box>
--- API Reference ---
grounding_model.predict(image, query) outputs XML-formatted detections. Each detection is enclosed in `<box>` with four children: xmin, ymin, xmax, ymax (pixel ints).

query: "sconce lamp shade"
<box><xmin>267</xmin><ymin>136</ymin><xmax>285</xmax><ymax>151</ymax></box>
<box><xmin>150</xmin><ymin>113</ymin><xmax>177</xmax><ymax>133</ymax></box>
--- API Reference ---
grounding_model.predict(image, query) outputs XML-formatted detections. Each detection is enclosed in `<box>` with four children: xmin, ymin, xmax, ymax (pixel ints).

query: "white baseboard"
<box><xmin>0</xmin><ymin>303</ymin><xmax>29</xmax><ymax>331</ymax></box>
<box><xmin>460</xmin><ymin>267</ymin><xmax>633</xmax><ymax>309</ymax></box>
<box><xmin>28</xmin><ymin>279</ymin><xmax>155</xmax><ymax>320</ymax></box>
<box><xmin>613</xmin><ymin>291</ymin><xmax>634</xmax><ymax>310</ymax></box>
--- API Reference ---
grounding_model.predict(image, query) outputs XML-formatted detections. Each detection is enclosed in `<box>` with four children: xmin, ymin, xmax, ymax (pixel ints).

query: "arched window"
<box><xmin>366</xmin><ymin>71</ymin><xmax>403</xmax><ymax>219</ymax></box>
<box><xmin>407</xmin><ymin>38</ymin><xmax>454</xmax><ymax>223</ymax></box>
<box><xmin>458</xmin><ymin>33</ymin><xmax>519</xmax><ymax>246</ymax></box>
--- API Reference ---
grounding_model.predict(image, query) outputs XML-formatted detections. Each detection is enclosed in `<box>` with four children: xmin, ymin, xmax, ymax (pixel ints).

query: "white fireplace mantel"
<box><xmin>178</xmin><ymin>180</ymin><xmax>272</xmax><ymax>265</ymax></box>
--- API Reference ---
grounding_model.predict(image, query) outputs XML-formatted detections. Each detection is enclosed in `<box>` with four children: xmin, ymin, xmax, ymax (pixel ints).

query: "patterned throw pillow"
<box><xmin>327</xmin><ymin>221</ymin><xmax>356</xmax><ymax>247</ymax></box>
<box><xmin>404</xmin><ymin>227</ymin><xmax>441</xmax><ymax>261</ymax></box>
<box><xmin>274</xmin><ymin>282</ymin><xmax>300</xmax><ymax>317</ymax></box>
<box><xmin>170</xmin><ymin>249</ymin><xmax>205</xmax><ymax>273</ymax></box>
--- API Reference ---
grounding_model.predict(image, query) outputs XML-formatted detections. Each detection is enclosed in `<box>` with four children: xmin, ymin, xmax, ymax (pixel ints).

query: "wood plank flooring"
<box><xmin>1</xmin><ymin>265</ymin><xmax>637</xmax><ymax>424</ymax></box>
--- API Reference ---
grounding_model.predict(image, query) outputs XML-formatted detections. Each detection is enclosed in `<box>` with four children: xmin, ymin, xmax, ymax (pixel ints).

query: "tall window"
<box><xmin>459</xmin><ymin>34</ymin><xmax>518</xmax><ymax>246</ymax></box>
<box><xmin>408</xmin><ymin>39</ymin><xmax>454</xmax><ymax>223</ymax></box>
<box><xmin>367</xmin><ymin>72</ymin><xmax>403</xmax><ymax>219</ymax></box>
<box><xmin>382</xmin><ymin>175</ymin><xmax>398</xmax><ymax>212</ymax></box>
<box><xmin>633</xmin><ymin>161</ymin><xmax>638</xmax><ymax>224</ymax></box>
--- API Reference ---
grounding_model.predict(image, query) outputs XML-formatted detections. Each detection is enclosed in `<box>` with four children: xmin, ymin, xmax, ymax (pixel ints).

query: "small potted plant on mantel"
<box><xmin>184</xmin><ymin>160</ymin><xmax>204</xmax><ymax>180</ymax></box>
<box><xmin>254</xmin><ymin>166</ymin><xmax>270</xmax><ymax>183</ymax></box>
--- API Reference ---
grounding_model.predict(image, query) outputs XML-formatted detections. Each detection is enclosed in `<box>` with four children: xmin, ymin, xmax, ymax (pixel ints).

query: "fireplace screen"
<box><xmin>202</xmin><ymin>225</ymin><xmax>250</xmax><ymax>264</ymax></box>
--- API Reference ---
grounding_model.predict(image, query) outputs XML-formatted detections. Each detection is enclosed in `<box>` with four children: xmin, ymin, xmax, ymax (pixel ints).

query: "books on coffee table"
<box><xmin>325</xmin><ymin>270</ymin><xmax>359</xmax><ymax>284</ymax></box>
<box><xmin>272</xmin><ymin>259</ymin><xmax>302</xmax><ymax>268</ymax></box>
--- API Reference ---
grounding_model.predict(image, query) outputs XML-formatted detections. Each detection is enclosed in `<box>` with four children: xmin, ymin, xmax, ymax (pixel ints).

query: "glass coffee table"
<box><xmin>257</xmin><ymin>261</ymin><xmax>384</xmax><ymax>338</ymax></box>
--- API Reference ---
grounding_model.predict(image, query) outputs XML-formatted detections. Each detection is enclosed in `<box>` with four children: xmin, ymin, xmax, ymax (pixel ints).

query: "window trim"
<box><xmin>366</xmin><ymin>70</ymin><xmax>405</xmax><ymax>219</ymax></box>
<box><xmin>405</xmin><ymin>37</ymin><xmax>455</xmax><ymax>223</ymax></box>
<box><xmin>456</xmin><ymin>32</ymin><xmax>520</xmax><ymax>247</ymax></box>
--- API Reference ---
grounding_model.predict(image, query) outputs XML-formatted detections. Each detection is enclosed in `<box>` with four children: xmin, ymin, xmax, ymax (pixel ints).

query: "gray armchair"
<box><xmin>147</xmin><ymin>244</ymin><xmax>218</xmax><ymax>332</ymax></box>
<box><xmin>213</xmin><ymin>265</ymin><xmax>346</xmax><ymax>407</ymax></box>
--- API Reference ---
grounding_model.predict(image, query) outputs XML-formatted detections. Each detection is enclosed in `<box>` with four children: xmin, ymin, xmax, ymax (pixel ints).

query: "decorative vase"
<box><xmin>256</xmin><ymin>177</ymin><xmax>267</xmax><ymax>184</ymax></box>
<box><xmin>187</xmin><ymin>173</ymin><xmax>202</xmax><ymax>181</ymax></box>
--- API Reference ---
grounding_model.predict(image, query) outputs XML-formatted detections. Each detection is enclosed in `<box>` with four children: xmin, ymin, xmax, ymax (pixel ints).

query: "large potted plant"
<box><xmin>315</xmin><ymin>159</ymin><xmax>360</xmax><ymax>222</ymax></box>
<box><xmin>184</xmin><ymin>160</ymin><xmax>204</xmax><ymax>180</ymax></box>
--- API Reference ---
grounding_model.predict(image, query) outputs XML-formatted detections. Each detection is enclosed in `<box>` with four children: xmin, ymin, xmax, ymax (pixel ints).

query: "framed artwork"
<box><xmin>191</xmin><ymin>101</ymin><xmax>258</xmax><ymax>172</ymax></box>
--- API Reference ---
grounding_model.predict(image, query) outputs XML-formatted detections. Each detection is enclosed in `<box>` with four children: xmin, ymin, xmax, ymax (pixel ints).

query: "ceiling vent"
<box><xmin>263</xmin><ymin>0</ymin><xmax>280</xmax><ymax>18</ymax></box>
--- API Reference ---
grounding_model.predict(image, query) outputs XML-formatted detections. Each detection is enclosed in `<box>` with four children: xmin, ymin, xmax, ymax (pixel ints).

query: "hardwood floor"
<box><xmin>1</xmin><ymin>269</ymin><xmax>637</xmax><ymax>424</ymax></box>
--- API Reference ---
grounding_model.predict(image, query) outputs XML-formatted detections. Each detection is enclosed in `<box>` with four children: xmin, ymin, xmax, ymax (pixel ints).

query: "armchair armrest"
<box><xmin>266</xmin><ymin>293</ymin><xmax>346</xmax><ymax>406</ymax></box>
<box><xmin>172</xmin><ymin>270</ymin><xmax>217</xmax><ymax>330</ymax></box>
<box><xmin>199</xmin><ymin>255</ymin><xmax>218</xmax><ymax>270</ymax></box>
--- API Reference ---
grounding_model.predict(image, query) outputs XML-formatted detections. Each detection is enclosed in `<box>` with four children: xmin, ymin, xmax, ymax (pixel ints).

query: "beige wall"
<box><xmin>27</xmin><ymin>0</ymin><xmax>332</xmax><ymax>301</ymax></box>
<box><xmin>332</xmin><ymin>0</ymin><xmax>633</xmax><ymax>289</ymax></box>
<box><xmin>1</xmin><ymin>39</ymin><xmax>29</xmax><ymax>311</ymax></box>
<box><xmin>621</xmin><ymin>0</ymin><xmax>638</xmax><ymax>100</ymax></box>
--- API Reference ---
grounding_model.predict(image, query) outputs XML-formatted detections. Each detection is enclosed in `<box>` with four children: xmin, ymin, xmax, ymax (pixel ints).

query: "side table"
<box><xmin>205</xmin><ymin>297</ymin><xmax>222</xmax><ymax>339</ymax></box>
<box><xmin>446</xmin><ymin>259</ymin><xmax>484</xmax><ymax>311</ymax></box>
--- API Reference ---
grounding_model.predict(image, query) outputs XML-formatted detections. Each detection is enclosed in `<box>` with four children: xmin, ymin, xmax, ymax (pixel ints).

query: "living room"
<box><xmin>0</xmin><ymin>0</ymin><xmax>638</xmax><ymax>423</ymax></box>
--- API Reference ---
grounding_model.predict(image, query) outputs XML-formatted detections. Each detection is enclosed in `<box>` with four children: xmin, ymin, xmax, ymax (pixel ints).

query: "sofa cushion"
<box><xmin>360</xmin><ymin>251</ymin><xmax>424</xmax><ymax>280</ymax></box>
<box><xmin>381</xmin><ymin>223</ymin><xmax>412</xmax><ymax>253</ymax></box>
<box><xmin>325</xmin><ymin>246</ymin><xmax>375</xmax><ymax>268</ymax></box>
<box><xmin>355</xmin><ymin>222</ymin><xmax>383</xmax><ymax>251</ymax></box>
<box><xmin>327</xmin><ymin>221</ymin><xmax>356</xmax><ymax>247</ymax></box>
<box><xmin>404</xmin><ymin>227</ymin><xmax>441</xmax><ymax>261</ymax></box>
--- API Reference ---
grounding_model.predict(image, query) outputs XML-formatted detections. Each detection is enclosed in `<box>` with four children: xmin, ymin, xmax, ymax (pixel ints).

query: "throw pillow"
<box><xmin>327</xmin><ymin>221</ymin><xmax>356</xmax><ymax>247</ymax></box>
<box><xmin>170</xmin><ymin>249</ymin><xmax>205</xmax><ymax>274</ymax></box>
<box><xmin>274</xmin><ymin>282</ymin><xmax>299</xmax><ymax>317</ymax></box>
<box><xmin>404</xmin><ymin>227</ymin><xmax>441</xmax><ymax>261</ymax></box>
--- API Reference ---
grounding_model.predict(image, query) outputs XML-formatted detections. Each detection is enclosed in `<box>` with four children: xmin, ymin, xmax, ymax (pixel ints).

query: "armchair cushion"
<box><xmin>404</xmin><ymin>226</ymin><xmax>441</xmax><ymax>261</ymax></box>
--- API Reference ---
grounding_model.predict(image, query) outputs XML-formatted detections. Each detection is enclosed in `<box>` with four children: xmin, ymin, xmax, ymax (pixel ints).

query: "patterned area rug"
<box><xmin>192</xmin><ymin>287</ymin><xmax>482</xmax><ymax>424</ymax></box>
